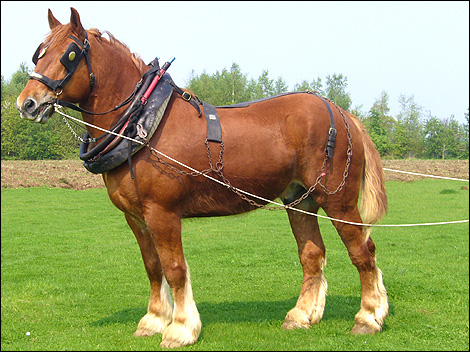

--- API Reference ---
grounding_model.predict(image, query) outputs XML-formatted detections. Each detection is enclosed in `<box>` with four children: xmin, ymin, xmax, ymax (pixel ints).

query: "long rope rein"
<box><xmin>382</xmin><ymin>168</ymin><xmax>468</xmax><ymax>182</ymax></box>
<box><xmin>54</xmin><ymin>105</ymin><xmax>469</xmax><ymax>227</ymax></box>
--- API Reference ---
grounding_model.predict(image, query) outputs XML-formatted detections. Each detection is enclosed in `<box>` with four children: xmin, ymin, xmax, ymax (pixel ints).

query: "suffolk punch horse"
<box><xmin>17</xmin><ymin>8</ymin><xmax>389</xmax><ymax>348</ymax></box>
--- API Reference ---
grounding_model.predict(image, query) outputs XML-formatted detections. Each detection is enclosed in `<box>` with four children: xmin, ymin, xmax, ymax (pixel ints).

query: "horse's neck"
<box><xmin>80</xmin><ymin>38</ymin><xmax>144</xmax><ymax>136</ymax></box>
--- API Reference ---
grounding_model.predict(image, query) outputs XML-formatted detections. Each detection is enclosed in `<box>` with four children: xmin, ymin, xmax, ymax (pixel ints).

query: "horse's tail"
<box><xmin>349</xmin><ymin>114</ymin><xmax>388</xmax><ymax>226</ymax></box>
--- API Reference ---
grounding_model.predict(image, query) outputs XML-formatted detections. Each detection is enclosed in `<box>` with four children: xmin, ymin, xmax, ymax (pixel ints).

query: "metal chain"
<box><xmin>147</xmin><ymin>139</ymin><xmax>224</xmax><ymax>178</ymax></box>
<box><xmin>60</xmin><ymin>92</ymin><xmax>353</xmax><ymax>211</ymax></box>
<box><xmin>317</xmin><ymin>98</ymin><xmax>353</xmax><ymax>195</ymax></box>
<box><xmin>61</xmin><ymin>114</ymin><xmax>88</xmax><ymax>143</ymax></box>
<box><xmin>145</xmin><ymin>95</ymin><xmax>353</xmax><ymax>211</ymax></box>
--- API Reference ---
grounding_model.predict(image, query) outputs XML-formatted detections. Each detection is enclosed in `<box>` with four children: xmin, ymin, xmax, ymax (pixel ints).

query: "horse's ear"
<box><xmin>69</xmin><ymin>7</ymin><xmax>86</xmax><ymax>38</ymax></box>
<box><xmin>48</xmin><ymin>9</ymin><xmax>62</xmax><ymax>29</ymax></box>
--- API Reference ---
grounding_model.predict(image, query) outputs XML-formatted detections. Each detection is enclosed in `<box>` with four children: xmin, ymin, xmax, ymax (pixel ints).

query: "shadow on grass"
<box><xmin>90</xmin><ymin>294</ymin><xmax>395</xmax><ymax>327</ymax></box>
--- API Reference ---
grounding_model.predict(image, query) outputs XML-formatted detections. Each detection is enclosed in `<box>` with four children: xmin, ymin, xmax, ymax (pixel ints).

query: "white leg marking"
<box><xmin>352</xmin><ymin>267</ymin><xmax>388</xmax><ymax>334</ymax></box>
<box><xmin>135</xmin><ymin>276</ymin><xmax>173</xmax><ymax>336</ymax></box>
<box><xmin>161</xmin><ymin>262</ymin><xmax>202</xmax><ymax>348</ymax></box>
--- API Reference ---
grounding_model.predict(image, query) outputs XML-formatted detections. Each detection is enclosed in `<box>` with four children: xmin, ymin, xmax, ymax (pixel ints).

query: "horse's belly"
<box><xmin>180</xmin><ymin>167</ymin><xmax>294</xmax><ymax>218</ymax></box>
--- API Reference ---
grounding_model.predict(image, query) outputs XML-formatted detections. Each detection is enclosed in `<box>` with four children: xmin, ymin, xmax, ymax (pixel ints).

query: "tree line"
<box><xmin>2</xmin><ymin>62</ymin><xmax>468</xmax><ymax>160</ymax></box>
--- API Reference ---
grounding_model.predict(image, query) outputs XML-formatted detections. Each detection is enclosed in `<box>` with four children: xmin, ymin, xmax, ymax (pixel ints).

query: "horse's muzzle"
<box><xmin>16</xmin><ymin>96</ymin><xmax>54</xmax><ymax>124</ymax></box>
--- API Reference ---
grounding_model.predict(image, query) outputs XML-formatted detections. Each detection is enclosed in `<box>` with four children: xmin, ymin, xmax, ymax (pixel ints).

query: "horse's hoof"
<box><xmin>134</xmin><ymin>313</ymin><xmax>170</xmax><ymax>337</ymax></box>
<box><xmin>351</xmin><ymin>322</ymin><xmax>381</xmax><ymax>335</ymax></box>
<box><xmin>282</xmin><ymin>307</ymin><xmax>311</xmax><ymax>330</ymax></box>
<box><xmin>159</xmin><ymin>321</ymin><xmax>200</xmax><ymax>349</ymax></box>
<box><xmin>282</xmin><ymin>319</ymin><xmax>310</xmax><ymax>330</ymax></box>
<box><xmin>134</xmin><ymin>328</ymin><xmax>155</xmax><ymax>337</ymax></box>
<box><xmin>160</xmin><ymin>334</ymin><xmax>195</xmax><ymax>349</ymax></box>
<box><xmin>160</xmin><ymin>338</ymin><xmax>187</xmax><ymax>349</ymax></box>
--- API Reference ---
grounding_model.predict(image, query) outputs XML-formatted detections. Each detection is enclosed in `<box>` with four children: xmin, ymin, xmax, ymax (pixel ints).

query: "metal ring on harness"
<box><xmin>182</xmin><ymin>91</ymin><xmax>192</xmax><ymax>101</ymax></box>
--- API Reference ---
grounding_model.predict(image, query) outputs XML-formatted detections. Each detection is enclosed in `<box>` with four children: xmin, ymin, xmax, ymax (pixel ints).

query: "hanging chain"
<box><xmin>61</xmin><ymin>114</ymin><xmax>88</xmax><ymax>143</ymax></box>
<box><xmin>147</xmin><ymin>139</ymin><xmax>224</xmax><ymax>178</ymax></box>
<box><xmin>145</xmin><ymin>95</ymin><xmax>353</xmax><ymax>211</ymax></box>
<box><xmin>317</xmin><ymin>98</ymin><xmax>353</xmax><ymax>195</ymax></box>
<box><xmin>59</xmin><ymin>92</ymin><xmax>353</xmax><ymax>211</ymax></box>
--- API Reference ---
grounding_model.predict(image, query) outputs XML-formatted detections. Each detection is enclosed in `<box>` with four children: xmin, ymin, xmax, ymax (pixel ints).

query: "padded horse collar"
<box><xmin>79</xmin><ymin>72</ymin><xmax>175</xmax><ymax>175</ymax></box>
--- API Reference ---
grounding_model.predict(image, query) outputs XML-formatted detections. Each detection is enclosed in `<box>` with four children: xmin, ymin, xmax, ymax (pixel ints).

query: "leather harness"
<box><xmin>29</xmin><ymin>34</ymin><xmax>337</xmax><ymax>176</ymax></box>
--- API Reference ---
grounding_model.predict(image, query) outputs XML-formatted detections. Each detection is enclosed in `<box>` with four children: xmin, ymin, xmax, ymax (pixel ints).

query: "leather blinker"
<box><xmin>59</xmin><ymin>42</ymin><xmax>81</xmax><ymax>72</ymax></box>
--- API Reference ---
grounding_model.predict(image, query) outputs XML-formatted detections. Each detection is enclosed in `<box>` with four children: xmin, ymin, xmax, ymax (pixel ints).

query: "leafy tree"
<box><xmin>362</xmin><ymin>91</ymin><xmax>395</xmax><ymax>156</ymax></box>
<box><xmin>394</xmin><ymin>94</ymin><xmax>423</xmax><ymax>158</ymax></box>
<box><xmin>188</xmin><ymin>64</ymin><xmax>289</xmax><ymax>105</ymax></box>
<box><xmin>215</xmin><ymin>63</ymin><xmax>250</xmax><ymax>104</ymax></box>
<box><xmin>257</xmin><ymin>70</ymin><xmax>275</xmax><ymax>97</ymax></box>
<box><xmin>248</xmin><ymin>70</ymin><xmax>289</xmax><ymax>100</ymax></box>
<box><xmin>187</xmin><ymin>63</ymin><xmax>251</xmax><ymax>105</ymax></box>
<box><xmin>460</xmin><ymin>109</ymin><xmax>469</xmax><ymax>159</ymax></box>
<box><xmin>186</xmin><ymin>70</ymin><xmax>217</xmax><ymax>103</ymax></box>
<box><xmin>325</xmin><ymin>73</ymin><xmax>352</xmax><ymax>111</ymax></box>
<box><xmin>293</xmin><ymin>77</ymin><xmax>324</xmax><ymax>95</ymax></box>
<box><xmin>390</xmin><ymin>121</ymin><xmax>411</xmax><ymax>158</ymax></box>
<box><xmin>274</xmin><ymin>77</ymin><xmax>288</xmax><ymax>95</ymax></box>
<box><xmin>424</xmin><ymin>115</ymin><xmax>446</xmax><ymax>158</ymax></box>
<box><xmin>424</xmin><ymin>113</ymin><xmax>467</xmax><ymax>159</ymax></box>
<box><xmin>367</xmin><ymin>108</ymin><xmax>390</xmax><ymax>156</ymax></box>
<box><xmin>293</xmin><ymin>79</ymin><xmax>311</xmax><ymax>92</ymax></box>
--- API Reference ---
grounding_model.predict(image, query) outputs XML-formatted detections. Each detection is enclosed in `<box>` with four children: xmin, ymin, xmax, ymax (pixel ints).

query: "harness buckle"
<box><xmin>182</xmin><ymin>91</ymin><xmax>192</xmax><ymax>101</ymax></box>
<box><xmin>328</xmin><ymin>127</ymin><xmax>337</xmax><ymax>138</ymax></box>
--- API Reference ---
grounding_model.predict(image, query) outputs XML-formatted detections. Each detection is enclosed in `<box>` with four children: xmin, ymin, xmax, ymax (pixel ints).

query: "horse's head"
<box><xmin>16</xmin><ymin>7</ymin><xmax>94</xmax><ymax>123</ymax></box>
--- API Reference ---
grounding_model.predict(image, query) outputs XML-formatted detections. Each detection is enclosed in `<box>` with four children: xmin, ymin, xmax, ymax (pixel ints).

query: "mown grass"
<box><xmin>1</xmin><ymin>179</ymin><xmax>468</xmax><ymax>351</ymax></box>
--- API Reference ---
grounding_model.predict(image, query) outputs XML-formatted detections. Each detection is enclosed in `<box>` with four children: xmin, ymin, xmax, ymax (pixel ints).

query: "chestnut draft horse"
<box><xmin>17</xmin><ymin>8</ymin><xmax>389</xmax><ymax>348</ymax></box>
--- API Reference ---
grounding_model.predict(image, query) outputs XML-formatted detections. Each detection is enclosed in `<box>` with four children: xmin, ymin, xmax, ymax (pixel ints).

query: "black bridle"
<box><xmin>30</xmin><ymin>32</ymin><xmax>95</xmax><ymax>95</ymax></box>
<box><xmin>29</xmin><ymin>32</ymin><xmax>153</xmax><ymax>116</ymax></box>
<box><xmin>28</xmin><ymin>31</ymin><xmax>201</xmax><ymax>120</ymax></box>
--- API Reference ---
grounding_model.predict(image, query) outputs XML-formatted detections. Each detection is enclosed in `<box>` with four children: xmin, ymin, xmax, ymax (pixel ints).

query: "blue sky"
<box><xmin>2</xmin><ymin>1</ymin><xmax>468</xmax><ymax>122</ymax></box>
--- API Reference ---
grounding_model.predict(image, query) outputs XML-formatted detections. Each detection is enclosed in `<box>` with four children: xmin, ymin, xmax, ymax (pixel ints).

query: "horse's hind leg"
<box><xmin>124</xmin><ymin>214</ymin><xmax>173</xmax><ymax>336</ymax></box>
<box><xmin>281</xmin><ymin>187</ymin><xmax>327</xmax><ymax>329</ymax></box>
<box><xmin>325</xmin><ymin>205</ymin><xmax>388</xmax><ymax>334</ymax></box>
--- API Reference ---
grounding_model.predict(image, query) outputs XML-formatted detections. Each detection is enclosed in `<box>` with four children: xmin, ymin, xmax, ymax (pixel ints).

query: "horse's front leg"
<box><xmin>144</xmin><ymin>206</ymin><xmax>201</xmax><ymax>348</ymax></box>
<box><xmin>125</xmin><ymin>214</ymin><xmax>174</xmax><ymax>336</ymax></box>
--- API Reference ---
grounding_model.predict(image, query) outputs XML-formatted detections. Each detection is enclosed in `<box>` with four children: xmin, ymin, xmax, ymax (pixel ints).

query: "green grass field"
<box><xmin>1</xmin><ymin>179</ymin><xmax>469</xmax><ymax>350</ymax></box>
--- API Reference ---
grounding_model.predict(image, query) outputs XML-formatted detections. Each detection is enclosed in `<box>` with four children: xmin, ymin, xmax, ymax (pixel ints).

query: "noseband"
<box><xmin>30</xmin><ymin>32</ymin><xmax>95</xmax><ymax>94</ymax></box>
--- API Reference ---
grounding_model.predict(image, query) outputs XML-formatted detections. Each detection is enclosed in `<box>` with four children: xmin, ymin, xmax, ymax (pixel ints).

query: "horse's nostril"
<box><xmin>23</xmin><ymin>98</ymin><xmax>37</xmax><ymax>113</ymax></box>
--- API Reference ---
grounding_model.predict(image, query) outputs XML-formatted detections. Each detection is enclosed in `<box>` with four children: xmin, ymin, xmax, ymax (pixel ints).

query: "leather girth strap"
<box><xmin>202</xmin><ymin>102</ymin><xmax>222</xmax><ymax>143</ymax></box>
<box><xmin>317</xmin><ymin>96</ymin><xmax>336</xmax><ymax>159</ymax></box>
